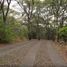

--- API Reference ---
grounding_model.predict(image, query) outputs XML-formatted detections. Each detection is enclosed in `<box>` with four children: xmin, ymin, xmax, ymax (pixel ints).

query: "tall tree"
<box><xmin>0</xmin><ymin>0</ymin><xmax>11</xmax><ymax>24</ymax></box>
<box><xmin>0</xmin><ymin>0</ymin><xmax>11</xmax><ymax>42</ymax></box>
<box><xmin>16</xmin><ymin>0</ymin><xmax>35</xmax><ymax>39</ymax></box>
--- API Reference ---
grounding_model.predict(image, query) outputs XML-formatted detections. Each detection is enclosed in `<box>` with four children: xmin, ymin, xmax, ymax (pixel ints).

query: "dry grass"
<box><xmin>54</xmin><ymin>41</ymin><xmax>67</xmax><ymax>62</ymax></box>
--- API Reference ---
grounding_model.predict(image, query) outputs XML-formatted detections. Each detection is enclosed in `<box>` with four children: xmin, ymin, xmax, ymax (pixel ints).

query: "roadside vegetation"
<box><xmin>0</xmin><ymin>0</ymin><xmax>67</xmax><ymax>44</ymax></box>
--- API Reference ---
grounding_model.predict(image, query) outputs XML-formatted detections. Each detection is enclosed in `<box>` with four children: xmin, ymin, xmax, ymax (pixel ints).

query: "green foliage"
<box><xmin>0</xmin><ymin>16</ymin><xmax>28</xmax><ymax>43</ymax></box>
<box><xmin>0</xmin><ymin>0</ymin><xmax>67</xmax><ymax>42</ymax></box>
<box><xmin>0</xmin><ymin>17</ymin><xmax>17</xmax><ymax>43</ymax></box>
<box><xmin>58</xmin><ymin>27</ymin><xmax>67</xmax><ymax>42</ymax></box>
<box><xmin>0</xmin><ymin>27</ymin><xmax>17</xmax><ymax>43</ymax></box>
<box><xmin>45</xmin><ymin>27</ymin><xmax>56</xmax><ymax>40</ymax></box>
<box><xmin>17</xmin><ymin>25</ymin><xmax>28</xmax><ymax>39</ymax></box>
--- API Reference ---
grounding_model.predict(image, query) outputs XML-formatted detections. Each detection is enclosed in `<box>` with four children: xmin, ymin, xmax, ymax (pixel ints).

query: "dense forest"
<box><xmin>0</xmin><ymin>0</ymin><xmax>67</xmax><ymax>43</ymax></box>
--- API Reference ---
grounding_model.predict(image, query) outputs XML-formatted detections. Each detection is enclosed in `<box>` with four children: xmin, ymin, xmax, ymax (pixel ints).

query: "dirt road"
<box><xmin>0</xmin><ymin>40</ymin><xmax>67</xmax><ymax>67</ymax></box>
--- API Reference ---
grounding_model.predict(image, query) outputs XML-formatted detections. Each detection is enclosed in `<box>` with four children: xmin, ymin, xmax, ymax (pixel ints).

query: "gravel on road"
<box><xmin>0</xmin><ymin>40</ymin><xmax>67</xmax><ymax>67</ymax></box>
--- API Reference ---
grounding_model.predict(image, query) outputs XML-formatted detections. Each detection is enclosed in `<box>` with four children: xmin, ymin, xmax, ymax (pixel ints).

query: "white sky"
<box><xmin>10</xmin><ymin>0</ymin><xmax>44</xmax><ymax>13</ymax></box>
<box><xmin>10</xmin><ymin>0</ymin><xmax>22</xmax><ymax>13</ymax></box>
